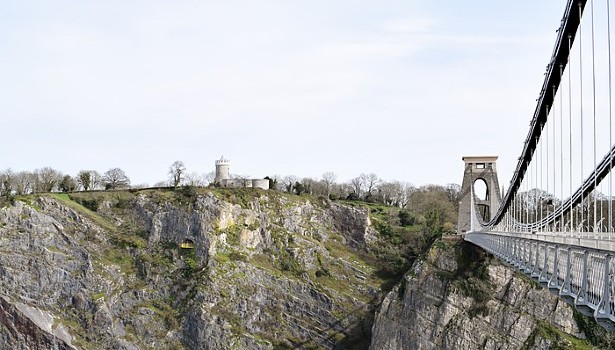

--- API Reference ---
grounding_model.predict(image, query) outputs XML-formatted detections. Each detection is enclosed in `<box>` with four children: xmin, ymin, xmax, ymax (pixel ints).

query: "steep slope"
<box><xmin>370</xmin><ymin>238</ymin><xmax>615</xmax><ymax>349</ymax></box>
<box><xmin>0</xmin><ymin>296</ymin><xmax>74</xmax><ymax>350</ymax></box>
<box><xmin>0</xmin><ymin>188</ymin><xmax>415</xmax><ymax>349</ymax></box>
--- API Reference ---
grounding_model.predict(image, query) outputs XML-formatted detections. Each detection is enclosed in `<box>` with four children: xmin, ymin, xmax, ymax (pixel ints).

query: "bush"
<box><xmin>398</xmin><ymin>210</ymin><xmax>415</xmax><ymax>226</ymax></box>
<box><xmin>176</xmin><ymin>185</ymin><xmax>199</xmax><ymax>204</ymax></box>
<box><xmin>346</xmin><ymin>193</ymin><xmax>359</xmax><ymax>200</ymax></box>
<box><xmin>71</xmin><ymin>196</ymin><xmax>102</xmax><ymax>212</ymax></box>
<box><xmin>315</xmin><ymin>268</ymin><xmax>330</xmax><ymax>277</ymax></box>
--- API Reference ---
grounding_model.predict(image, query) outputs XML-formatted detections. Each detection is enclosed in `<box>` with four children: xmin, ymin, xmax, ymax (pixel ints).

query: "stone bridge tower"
<box><xmin>457</xmin><ymin>156</ymin><xmax>502</xmax><ymax>234</ymax></box>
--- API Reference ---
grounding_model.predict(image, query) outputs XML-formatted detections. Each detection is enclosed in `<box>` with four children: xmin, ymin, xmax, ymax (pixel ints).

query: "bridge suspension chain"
<box><xmin>478</xmin><ymin>0</ymin><xmax>615</xmax><ymax>239</ymax></box>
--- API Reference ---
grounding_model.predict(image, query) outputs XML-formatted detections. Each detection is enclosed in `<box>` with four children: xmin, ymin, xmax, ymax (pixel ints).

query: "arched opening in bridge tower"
<box><xmin>473</xmin><ymin>179</ymin><xmax>490</xmax><ymax>222</ymax></box>
<box><xmin>473</xmin><ymin>178</ymin><xmax>489</xmax><ymax>201</ymax></box>
<box><xmin>476</xmin><ymin>204</ymin><xmax>490</xmax><ymax>222</ymax></box>
<box><xmin>180</xmin><ymin>239</ymin><xmax>195</xmax><ymax>249</ymax></box>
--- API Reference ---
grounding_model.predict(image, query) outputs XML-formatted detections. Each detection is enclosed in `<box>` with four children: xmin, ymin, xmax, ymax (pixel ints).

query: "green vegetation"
<box><xmin>522</xmin><ymin>320</ymin><xmax>596</xmax><ymax>350</ymax></box>
<box><xmin>341</xmin><ymin>199</ymin><xmax>448</xmax><ymax>292</ymax></box>
<box><xmin>50</xmin><ymin>193</ymin><xmax>117</xmax><ymax>232</ymax></box>
<box><xmin>181</xmin><ymin>248</ymin><xmax>198</xmax><ymax>278</ymax></box>
<box><xmin>210</xmin><ymin>187</ymin><xmax>266</xmax><ymax>209</ymax></box>
<box><xmin>430</xmin><ymin>240</ymin><xmax>495</xmax><ymax>317</ymax></box>
<box><xmin>137</xmin><ymin>300</ymin><xmax>180</xmax><ymax>329</ymax></box>
<box><xmin>572</xmin><ymin>309</ymin><xmax>615</xmax><ymax>349</ymax></box>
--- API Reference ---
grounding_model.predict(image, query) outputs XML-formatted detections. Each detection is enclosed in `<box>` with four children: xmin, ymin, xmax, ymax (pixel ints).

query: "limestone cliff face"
<box><xmin>0</xmin><ymin>296</ymin><xmax>73</xmax><ymax>350</ymax></box>
<box><xmin>369</xmin><ymin>239</ymin><xmax>610</xmax><ymax>350</ymax></box>
<box><xmin>0</xmin><ymin>190</ymin><xmax>381</xmax><ymax>349</ymax></box>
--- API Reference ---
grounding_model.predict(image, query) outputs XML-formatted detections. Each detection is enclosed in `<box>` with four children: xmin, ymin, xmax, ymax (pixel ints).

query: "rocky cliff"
<box><xmin>0</xmin><ymin>188</ymin><xmax>398</xmax><ymax>349</ymax></box>
<box><xmin>369</xmin><ymin>238</ymin><xmax>615</xmax><ymax>349</ymax></box>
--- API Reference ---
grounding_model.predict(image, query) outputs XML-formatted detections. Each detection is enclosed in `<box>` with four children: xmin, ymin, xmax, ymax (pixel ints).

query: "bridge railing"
<box><xmin>465</xmin><ymin>232</ymin><xmax>615</xmax><ymax>322</ymax></box>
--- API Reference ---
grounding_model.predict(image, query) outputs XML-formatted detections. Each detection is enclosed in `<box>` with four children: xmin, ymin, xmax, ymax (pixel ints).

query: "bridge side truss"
<box><xmin>466</xmin><ymin>232</ymin><xmax>615</xmax><ymax>323</ymax></box>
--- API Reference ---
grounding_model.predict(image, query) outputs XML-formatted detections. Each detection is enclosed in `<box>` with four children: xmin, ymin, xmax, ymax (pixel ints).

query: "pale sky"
<box><xmin>1</xmin><ymin>1</ymin><xmax>565</xmax><ymax>188</ymax></box>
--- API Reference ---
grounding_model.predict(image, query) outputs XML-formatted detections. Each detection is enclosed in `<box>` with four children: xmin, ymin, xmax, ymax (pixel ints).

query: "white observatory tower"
<box><xmin>215</xmin><ymin>156</ymin><xmax>231</xmax><ymax>184</ymax></box>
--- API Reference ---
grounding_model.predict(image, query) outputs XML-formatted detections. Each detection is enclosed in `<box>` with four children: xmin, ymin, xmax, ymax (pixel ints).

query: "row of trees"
<box><xmin>0</xmin><ymin>161</ymin><xmax>460</xmax><ymax>219</ymax></box>
<box><xmin>270</xmin><ymin>173</ymin><xmax>460</xmax><ymax>210</ymax></box>
<box><xmin>0</xmin><ymin>167</ymin><xmax>131</xmax><ymax>197</ymax></box>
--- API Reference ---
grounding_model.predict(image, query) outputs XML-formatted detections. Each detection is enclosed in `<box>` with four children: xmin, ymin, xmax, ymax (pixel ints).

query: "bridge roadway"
<box><xmin>473</xmin><ymin>231</ymin><xmax>615</xmax><ymax>252</ymax></box>
<box><xmin>464</xmin><ymin>231</ymin><xmax>615</xmax><ymax>326</ymax></box>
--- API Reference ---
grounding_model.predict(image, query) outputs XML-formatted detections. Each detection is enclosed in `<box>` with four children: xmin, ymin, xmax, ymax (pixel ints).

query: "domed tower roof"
<box><xmin>216</xmin><ymin>155</ymin><xmax>231</xmax><ymax>165</ymax></box>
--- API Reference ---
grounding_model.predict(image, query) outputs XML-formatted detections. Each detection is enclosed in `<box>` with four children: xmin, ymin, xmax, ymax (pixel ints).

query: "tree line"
<box><xmin>0</xmin><ymin>167</ymin><xmax>131</xmax><ymax>196</ymax></box>
<box><xmin>0</xmin><ymin>161</ymin><xmax>460</xmax><ymax>219</ymax></box>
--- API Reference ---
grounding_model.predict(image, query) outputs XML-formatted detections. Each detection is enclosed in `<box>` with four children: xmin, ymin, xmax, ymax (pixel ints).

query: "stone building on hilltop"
<box><xmin>214</xmin><ymin>156</ymin><xmax>269</xmax><ymax>190</ymax></box>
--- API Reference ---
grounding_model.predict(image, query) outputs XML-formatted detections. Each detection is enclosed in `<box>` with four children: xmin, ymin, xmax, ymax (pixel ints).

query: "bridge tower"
<box><xmin>457</xmin><ymin>156</ymin><xmax>501</xmax><ymax>234</ymax></box>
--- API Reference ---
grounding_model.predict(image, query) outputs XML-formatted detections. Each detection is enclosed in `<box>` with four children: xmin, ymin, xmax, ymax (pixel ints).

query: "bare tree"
<box><xmin>77</xmin><ymin>170</ymin><xmax>102</xmax><ymax>191</ymax></box>
<box><xmin>34</xmin><ymin>167</ymin><xmax>63</xmax><ymax>193</ymax></box>
<box><xmin>301</xmin><ymin>177</ymin><xmax>318</xmax><ymax>195</ymax></box>
<box><xmin>376</xmin><ymin>181</ymin><xmax>414</xmax><ymax>207</ymax></box>
<box><xmin>404</xmin><ymin>184</ymin><xmax>418</xmax><ymax>210</ymax></box>
<box><xmin>0</xmin><ymin>169</ymin><xmax>15</xmax><ymax>197</ymax></box>
<box><xmin>203</xmin><ymin>171</ymin><xmax>215</xmax><ymax>186</ymax></box>
<box><xmin>103</xmin><ymin>168</ymin><xmax>130</xmax><ymax>190</ymax></box>
<box><xmin>267</xmin><ymin>174</ymin><xmax>284</xmax><ymax>191</ymax></box>
<box><xmin>185</xmin><ymin>172</ymin><xmax>205</xmax><ymax>187</ymax></box>
<box><xmin>445</xmin><ymin>183</ymin><xmax>461</xmax><ymax>211</ymax></box>
<box><xmin>349</xmin><ymin>176</ymin><xmax>364</xmax><ymax>198</ymax></box>
<box><xmin>331</xmin><ymin>182</ymin><xmax>351</xmax><ymax>199</ymax></box>
<box><xmin>59</xmin><ymin>175</ymin><xmax>77</xmax><ymax>192</ymax></box>
<box><xmin>168</xmin><ymin>161</ymin><xmax>186</xmax><ymax>187</ymax></box>
<box><xmin>14</xmin><ymin>171</ymin><xmax>35</xmax><ymax>195</ymax></box>
<box><xmin>282</xmin><ymin>175</ymin><xmax>298</xmax><ymax>193</ymax></box>
<box><xmin>90</xmin><ymin>171</ymin><xmax>103</xmax><ymax>190</ymax></box>
<box><xmin>321</xmin><ymin>172</ymin><xmax>336</xmax><ymax>197</ymax></box>
<box><xmin>361</xmin><ymin>173</ymin><xmax>380</xmax><ymax>197</ymax></box>
<box><xmin>377</xmin><ymin>181</ymin><xmax>402</xmax><ymax>206</ymax></box>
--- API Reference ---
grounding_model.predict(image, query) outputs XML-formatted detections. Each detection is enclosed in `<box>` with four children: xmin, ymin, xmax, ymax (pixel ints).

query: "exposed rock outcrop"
<box><xmin>0</xmin><ymin>190</ymin><xmax>384</xmax><ymax>349</ymax></box>
<box><xmin>0</xmin><ymin>296</ymin><xmax>74</xmax><ymax>350</ymax></box>
<box><xmin>369</xmin><ymin>239</ymin><xmax>612</xmax><ymax>349</ymax></box>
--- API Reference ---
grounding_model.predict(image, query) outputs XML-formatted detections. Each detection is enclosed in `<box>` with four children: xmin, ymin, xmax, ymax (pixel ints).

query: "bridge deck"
<box><xmin>480</xmin><ymin>231</ymin><xmax>615</xmax><ymax>252</ymax></box>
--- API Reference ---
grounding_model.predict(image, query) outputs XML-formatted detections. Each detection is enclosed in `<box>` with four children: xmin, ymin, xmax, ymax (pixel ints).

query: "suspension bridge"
<box><xmin>459</xmin><ymin>0</ymin><xmax>615</xmax><ymax>326</ymax></box>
